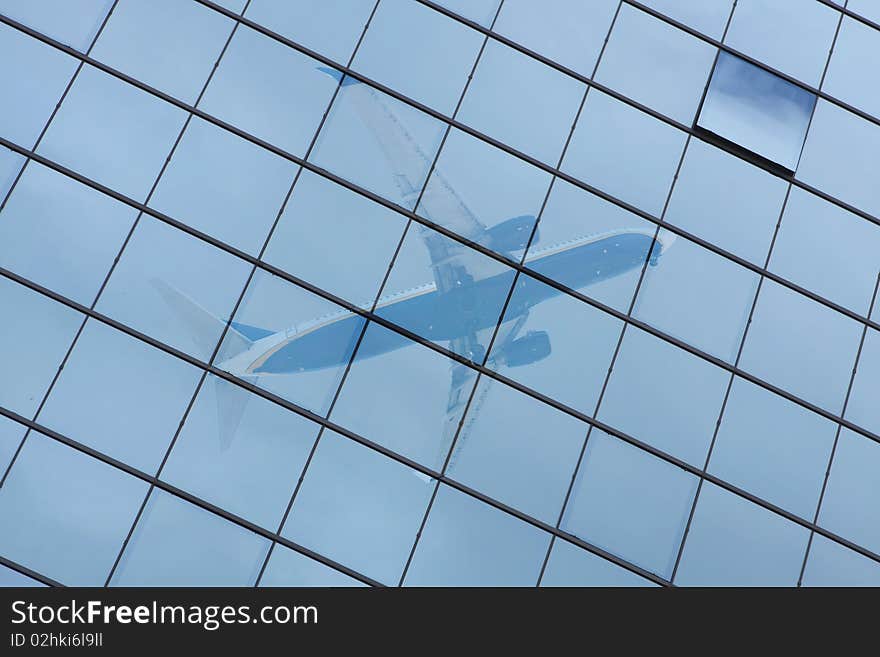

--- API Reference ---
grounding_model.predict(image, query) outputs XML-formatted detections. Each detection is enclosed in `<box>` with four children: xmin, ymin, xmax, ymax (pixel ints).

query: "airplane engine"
<box><xmin>501</xmin><ymin>330</ymin><xmax>551</xmax><ymax>367</ymax></box>
<box><xmin>487</xmin><ymin>215</ymin><xmax>537</xmax><ymax>252</ymax></box>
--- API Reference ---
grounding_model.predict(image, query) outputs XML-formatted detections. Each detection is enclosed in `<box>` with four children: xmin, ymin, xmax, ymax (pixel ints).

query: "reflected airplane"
<box><xmin>158</xmin><ymin>70</ymin><xmax>674</xmax><ymax>457</ymax></box>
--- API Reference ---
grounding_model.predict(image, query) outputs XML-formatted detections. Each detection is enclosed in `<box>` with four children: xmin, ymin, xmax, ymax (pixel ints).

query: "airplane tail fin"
<box><xmin>150</xmin><ymin>278</ymin><xmax>252</xmax><ymax>357</ymax></box>
<box><xmin>214</xmin><ymin>374</ymin><xmax>258</xmax><ymax>450</ymax></box>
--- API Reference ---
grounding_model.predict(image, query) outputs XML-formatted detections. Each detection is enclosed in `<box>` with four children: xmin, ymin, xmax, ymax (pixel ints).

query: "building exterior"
<box><xmin>0</xmin><ymin>0</ymin><xmax>879</xmax><ymax>587</ymax></box>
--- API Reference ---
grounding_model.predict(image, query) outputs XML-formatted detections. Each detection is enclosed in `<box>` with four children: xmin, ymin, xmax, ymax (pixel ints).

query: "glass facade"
<box><xmin>0</xmin><ymin>0</ymin><xmax>878</xmax><ymax>588</ymax></box>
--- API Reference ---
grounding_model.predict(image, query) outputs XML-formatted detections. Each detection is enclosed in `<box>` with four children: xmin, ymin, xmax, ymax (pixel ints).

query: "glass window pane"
<box><xmin>259</xmin><ymin>545</ymin><xmax>365</xmax><ymax>587</ymax></box>
<box><xmin>447</xmin><ymin>376</ymin><xmax>588</xmax><ymax>523</ymax></box>
<box><xmin>329</xmin><ymin>322</ymin><xmax>471</xmax><ymax>470</ymax></box>
<box><xmin>664</xmin><ymin>138</ymin><xmax>788</xmax><ymax>265</ymax></box>
<box><xmin>564</xmin><ymin>90</ymin><xmax>687</xmax><ymax>216</ymax></box>
<box><xmin>0</xmin><ymin>162</ymin><xmax>137</xmax><ymax>305</ymax></box>
<box><xmin>797</xmin><ymin>100</ymin><xmax>880</xmax><ymax>220</ymax></box>
<box><xmin>0</xmin><ymin>146</ymin><xmax>25</xmax><ymax>199</ymax></box>
<box><xmin>486</xmin><ymin>274</ymin><xmax>622</xmax><ymax>414</ymax></box>
<box><xmin>458</xmin><ymin>39</ymin><xmax>586</xmax><ymax>164</ymax></box>
<box><xmin>847</xmin><ymin>329</ymin><xmax>880</xmax><ymax>436</ymax></box>
<box><xmin>282</xmin><ymin>430</ymin><xmax>432</xmax><ymax>585</ymax></box>
<box><xmin>819</xmin><ymin>428</ymin><xmax>880</xmax><ymax>554</ymax></box>
<box><xmin>150</xmin><ymin>117</ymin><xmax>298</xmax><ymax>255</ymax></box>
<box><xmin>639</xmin><ymin>0</ymin><xmax>733</xmax><ymax>39</ymax></box>
<box><xmin>309</xmin><ymin>79</ymin><xmax>446</xmax><ymax>210</ymax></box>
<box><xmin>199</xmin><ymin>26</ymin><xmax>339</xmax><ymax>157</ymax></box>
<box><xmin>709</xmin><ymin>378</ymin><xmax>836</xmax><ymax>519</ymax></box>
<box><xmin>598</xmin><ymin>328</ymin><xmax>729</xmax><ymax>466</ymax></box>
<box><xmin>597</xmin><ymin>4</ymin><xmax>716</xmax><ymax>124</ymax></box>
<box><xmin>493</xmin><ymin>0</ymin><xmax>618</xmax><ymax>76</ymax></box>
<box><xmin>0</xmin><ymin>414</ymin><xmax>26</xmax><ymax>477</ymax></box>
<box><xmin>111</xmin><ymin>489</ymin><xmax>270</xmax><ymax>586</ymax></box>
<box><xmin>96</xmin><ymin>217</ymin><xmax>252</xmax><ymax>361</ymax></box>
<box><xmin>541</xmin><ymin>539</ymin><xmax>655</xmax><ymax>587</ymax></box>
<box><xmin>39</xmin><ymin>320</ymin><xmax>202</xmax><ymax>473</ymax></box>
<box><xmin>0</xmin><ymin>0</ymin><xmax>113</xmax><ymax>51</ymax></box>
<box><xmin>37</xmin><ymin>65</ymin><xmax>187</xmax><ymax>200</ymax></box>
<box><xmin>0</xmin><ymin>23</ymin><xmax>77</xmax><ymax>147</ymax></box>
<box><xmin>353</xmin><ymin>0</ymin><xmax>483</xmax><ymax>115</ymax></box>
<box><xmin>376</xmin><ymin>223</ymin><xmax>516</xmax><ymax>361</ymax></box>
<box><xmin>524</xmin><ymin>179</ymin><xmax>658</xmax><ymax>313</ymax></box>
<box><xmin>561</xmin><ymin>429</ymin><xmax>698</xmax><ymax>578</ymax></box>
<box><xmin>245</xmin><ymin>0</ymin><xmax>375</xmax><ymax>63</ymax></box>
<box><xmin>0</xmin><ymin>278</ymin><xmax>82</xmax><ymax>418</ymax></box>
<box><xmin>801</xmin><ymin>534</ymin><xmax>880</xmax><ymax>587</ymax></box>
<box><xmin>0</xmin><ymin>432</ymin><xmax>147</xmax><ymax>585</ymax></box>
<box><xmin>823</xmin><ymin>17</ymin><xmax>880</xmax><ymax>120</ymax></box>
<box><xmin>418</xmin><ymin>128</ymin><xmax>553</xmax><ymax>259</ymax></box>
<box><xmin>215</xmin><ymin>270</ymin><xmax>365</xmax><ymax>417</ymax></box>
<box><xmin>634</xmin><ymin>231</ymin><xmax>759</xmax><ymax>362</ymax></box>
<box><xmin>724</xmin><ymin>0</ymin><xmax>839</xmax><ymax>86</ymax></box>
<box><xmin>429</xmin><ymin>0</ymin><xmax>501</xmax><ymax>27</ymax></box>
<box><xmin>696</xmin><ymin>52</ymin><xmax>815</xmax><ymax>171</ymax></box>
<box><xmin>0</xmin><ymin>563</ymin><xmax>45</xmax><ymax>587</ymax></box>
<box><xmin>675</xmin><ymin>483</ymin><xmax>809</xmax><ymax>586</ymax></box>
<box><xmin>91</xmin><ymin>0</ymin><xmax>233</xmax><ymax>104</ymax></box>
<box><xmin>739</xmin><ymin>281</ymin><xmax>862</xmax><ymax>413</ymax></box>
<box><xmin>847</xmin><ymin>0</ymin><xmax>880</xmax><ymax>23</ymax></box>
<box><xmin>404</xmin><ymin>485</ymin><xmax>551</xmax><ymax>586</ymax></box>
<box><xmin>263</xmin><ymin>170</ymin><xmax>407</xmax><ymax>306</ymax></box>
<box><xmin>770</xmin><ymin>187</ymin><xmax>880</xmax><ymax>316</ymax></box>
<box><xmin>161</xmin><ymin>374</ymin><xmax>321</xmax><ymax>530</ymax></box>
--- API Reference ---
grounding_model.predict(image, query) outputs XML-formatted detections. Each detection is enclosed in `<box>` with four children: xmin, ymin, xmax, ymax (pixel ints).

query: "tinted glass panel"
<box><xmin>769</xmin><ymin>187</ymin><xmax>880</xmax><ymax>316</ymax></box>
<box><xmin>664</xmin><ymin>138</ymin><xmax>788</xmax><ymax>265</ymax></box>
<box><xmin>819</xmin><ymin>429</ymin><xmax>880</xmax><ymax>555</ymax></box>
<box><xmin>245</xmin><ymin>0</ymin><xmax>375</xmax><ymax>63</ymax></box>
<box><xmin>494</xmin><ymin>0</ymin><xmax>618</xmax><ymax>76</ymax></box>
<box><xmin>0</xmin><ymin>0</ymin><xmax>112</xmax><ymax>51</ymax></box>
<box><xmin>111</xmin><ymin>489</ymin><xmax>270</xmax><ymax>586</ymax></box>
<box><xmin>353</xmin><ymin>0</ymin><xmax>483</xmax><ymax>115</ymax></box>
<box><xmin>0</xmin><ymin>415</ymin><xmax>25</xmax><ymax>476</ymax></box>
<box><xmin>150</xmin><ymin>117</ymin><xmax>298</xmax><ymax>255</ymax></box>
<box><xmin>675</xmin><ymin>483</ymin><xmax>809</xmax><ymax>586</ymax></box>
<box><xmin>0</xmin><ymin>564</ymin><xmax>45</xmax><ymax>587</ymax></box>
<box><xmin>696</xmin><ymin>52</ymin><xmax>815</xmax><ymax>171</ymax></box>
<box><xmin>199</xmin><ymin>26</ymin><xmax>339</xmax><ymax>157</ymax></box>
<box><xmin>446</xmin><ymin>376</ymin><xmax>588</xmax><ymax>523</ymax></box>
<box><xmin>801</xmin><ymin>534</ymin><xmax>880</xmax><ymax>587</ymax></box>
<box><xmin>823</xmin><ymin>17</ymin><xmax>880</xmax><ymax>120</ymax></box>
<box><xmin>263</xmin><ymin>170</ymin><xmax>407</xmax><ymax>305</ymax></box>
<box><xmin>540</xmin><ymin>539</ymin><xmax>655</xmax><ymax>587</ymax></box>
<box><xmin>96</xmin><ymin>217</ymin><xmax>252</xmax><ymax>361</ymax></box>
<box><xmin>0</xmin><ymin>23</ymin><xmax>77</xmax><ymax>147</ymax></box>
<box><xmin>429</xmin><ymin>0</ymin><xmax>501</xmax><ymax>27</ymax></box>
<box><xmin>709</xmin><ymin>377</ymin><xmax>836</xmax><ymax>519</ymax></box>
<box><xmin>0</xmin><ymin>146</ymin><xmax>25</xmax><ymax>199</ymax></box>
<box><xmin>639</xmin><ymin>0</ymin><xmax>733</xmax><ymax>39</ymax></box>
<box><xmin>725</xmin><ymin>0</ymin><xmax>839</xmax><ymax>86</ymax></box>
<box><xmin>39</xmin><ymin>320</ymin><xmax>202</xmax><ymax>473</ymax></box>
<box><xmin>259</xmin><ymin>545</ymin><xmax>365</xmax><ymax>587</ymax></box>
<box><xmin>0</xmin><ymin>162</ymin><xmax>137</xmax><ymax>305</ymax></box>
<box><xmin>633</xmin><ymin>231</ymin><xmax>759</xmax><ymax>362</ymax></box>
<box><xmin>0</xmin><ymin>432</ymin><xmax>147</xmax><ymax>585</ymax></box>
<box><xmin>847</xmin><ymin>329</ymin><xmax>880</xmax><ymax>436</ymax></box>
<box><xmin>37</xmin><ymin>65</ymin><xmax>187</xmax><ymax>200</ymax></box>
<box><xmin>597</xmin><ymin>4</ymin><xmax>716</xmax><ymax>124</ymax></box>
<box><xmin>739</xmin><ymin>281</ymin><xmax>862</xmax><ymax>413</ymax></box>
<box><xmin>564</xmin><ymin>90</ymin><xmax>687</xmax><ymax>216</ymax></box>
<box><xmin>91</xmin><ymin>0</ymin><xmax>233</xmax><ymax>104</ymax></box>
<box><xmin>0</xmin><ymin>278</ymin><xmax>81</xmax><ymax>418</ymax></box>
<box><xmin>404</xmin><ymin>485</ymin><xmax>551</xmax><ymax>586</ymax></box>
<box><xmin>797</xmin><ymin>100</ymin><xmax>880</xmax><ymax>220</ymax></box>
<box><xmin>282</xmin><ymin>430</ymin><xmax>432</xmax><ymax>585</ymax></box>
<box><xmin>161</xmin><ymin>374</ymin><xmax>321</xmax><ymax>530</ymax></box>
<box><xmin>598</xmin><ymin>328</ymin><xmax>728</xmax><ymax>466</ymax></box>
<box><xmin>457</xmin><ymin>39</ymin><xmax>585</xmax><ymax>164</ymax></box>
<box><xmin>562</xmin><ymin>430</ymin><xmax>698</xmax><ymax>578</ymax></box>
